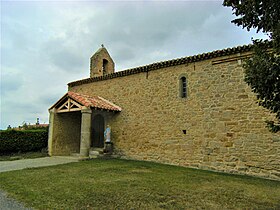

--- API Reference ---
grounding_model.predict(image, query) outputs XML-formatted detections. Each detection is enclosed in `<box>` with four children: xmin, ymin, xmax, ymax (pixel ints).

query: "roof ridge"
<box><xmin>68</xmin><ymin>41</ymin><xmax>272</xmax><ymax>87</ymax></box>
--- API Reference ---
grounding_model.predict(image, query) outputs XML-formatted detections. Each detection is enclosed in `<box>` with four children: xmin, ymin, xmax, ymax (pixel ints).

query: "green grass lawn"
<box><xmin>0</xmin><ymin>159</ymin><xmax>279</xmax><ymax>209</ymax></box>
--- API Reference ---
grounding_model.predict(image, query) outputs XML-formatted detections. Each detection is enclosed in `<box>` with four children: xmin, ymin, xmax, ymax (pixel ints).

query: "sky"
<box><xmin>0</xmin><ymin>0</ymin><xmax>268</xmax><ymax>130</ymax></box>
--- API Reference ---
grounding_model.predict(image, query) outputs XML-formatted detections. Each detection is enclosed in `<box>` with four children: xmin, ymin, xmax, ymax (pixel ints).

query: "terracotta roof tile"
<box><xmin>68</xmin><ymin>42</ymin><xmax>272</xmax><ymax>87</ymax></box>
<box><xmin>68</xmin><ymin>91</ymin><xmax>122</xmax><ymax>112</ymax></box>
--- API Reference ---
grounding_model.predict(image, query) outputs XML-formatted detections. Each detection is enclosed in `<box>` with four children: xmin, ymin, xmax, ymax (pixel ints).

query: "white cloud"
<box><xmin>0</xmin><ymin>1</ymin><xmax>268</xmax><ymax>129</ymax></box>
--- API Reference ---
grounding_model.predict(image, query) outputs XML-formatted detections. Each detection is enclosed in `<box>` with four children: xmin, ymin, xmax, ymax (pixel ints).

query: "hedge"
<box><xmin>0</xmin><ymin>130</ymin><xmax>48</xmax><ymax>155</ymax></box>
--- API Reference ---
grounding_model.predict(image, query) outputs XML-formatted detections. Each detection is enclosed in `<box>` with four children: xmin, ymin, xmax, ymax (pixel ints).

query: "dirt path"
<box><xmin>0</xmin><ymin>156</ymin><xmax>79</xmax><ymax>173</ymax></box>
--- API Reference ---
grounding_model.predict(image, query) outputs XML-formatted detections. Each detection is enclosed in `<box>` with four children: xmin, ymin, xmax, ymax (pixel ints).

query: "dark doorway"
<box><xmin>92</xmin><ymin>114</ymin><xmax>105</xmax><ymax>148</ymax></box>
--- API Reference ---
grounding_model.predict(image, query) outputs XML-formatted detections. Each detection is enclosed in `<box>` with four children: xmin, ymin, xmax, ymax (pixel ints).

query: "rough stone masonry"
<box><xmin>49</xmin><ymin>44</ymin><xmax>280</xmax><ymax>180</ymax></box>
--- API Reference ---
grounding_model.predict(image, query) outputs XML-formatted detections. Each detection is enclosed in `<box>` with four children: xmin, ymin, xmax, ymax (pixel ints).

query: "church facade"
<box><xmin>48</xmin><ymin>44</ymin><xmax>280</xmax><ymax>180</ymax></box>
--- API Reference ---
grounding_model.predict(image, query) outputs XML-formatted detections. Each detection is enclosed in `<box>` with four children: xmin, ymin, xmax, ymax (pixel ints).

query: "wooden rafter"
<box><xmin>49</xmin><ymin>91</ymin><xmax>122</xmax><ymax>113</ymax></box>
<box><xmin>57</xmin><ymin>98</ymin><xmax>83</xmax><ymax>113</ymax></box>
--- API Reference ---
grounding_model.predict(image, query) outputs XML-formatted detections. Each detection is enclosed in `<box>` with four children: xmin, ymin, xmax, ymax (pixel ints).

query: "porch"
<box><xmin>48</xmin><ymin>91</ymin><xmax>121</xmax><ymax>157</ymax></box>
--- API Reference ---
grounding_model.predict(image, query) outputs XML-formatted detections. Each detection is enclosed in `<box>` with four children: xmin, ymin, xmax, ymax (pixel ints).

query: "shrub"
<box><xmin>0</xmin><ymin>130</ymin><xmax>48</xmax><ymax>155</ymax></box>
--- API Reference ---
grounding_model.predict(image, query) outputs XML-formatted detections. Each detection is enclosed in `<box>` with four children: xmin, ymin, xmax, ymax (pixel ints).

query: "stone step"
<box><xmin>89</xmin><ymin>148</ymin><xmax>103</xmax><ymax>155</ymax></box>
<box><xmin>71</xmin><ymin>150</ymin><xmax>118</xmax><ymax>159</ymax></box>
<box><xmin>89</xmin><ymin>147</ymin><xmax>103</xmax><ymax>159</ymax></box>
<box><xmin>89</xmin><ymin>148</ymin><xmax>118</xmax><ymax>159</ymax></box>
<box><xmin>89</xmin><ymin>153</ymin><xmax>115</xmax><ymax>159</ymax></box>
<box><xmin>89</xmin><ymin>150</ymin><xmax>101</xmax><ymax>156</ymax></box>
<box><xmin>90</xmin><ymin>147</ymin><xmax>103</xmax><ymax>152</ymax></box>
<box><xmin>71</xmin><ymin>153</ymin><xmax>80</xmax><ymax>157</ymax></box>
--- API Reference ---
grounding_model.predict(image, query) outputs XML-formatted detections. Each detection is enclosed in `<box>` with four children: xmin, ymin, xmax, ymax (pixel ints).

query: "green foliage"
<box><xmin>223</xmin><ymin>0</ymin><xmax>280</xmax><ymax>34</ymax></box>
<box><xmin>222</xmin><ymin>0</ymin><xmax>280</xmax><ymax>56</ymax></box>
<box><xmin>244</xmin><ymin>41</ymin><xmax>280</xmax><ymax>132</ymax></box>
<box><xmin>22</xmin><ymin>122</ymin><xmax>28</xmax><ymax>130</ymax></box>
<box><xmin>0</xmin><ymin>130</ymin><xmax>48</xmax><ymax>155</ymax></box>
<box><xmin>224</xmin><ymin>0</ymin><xmax>280</xmax><ymax>132</ymax></box>
<box><xmin>24</xmin><ymin>126</ymin><xmax>49</xmax><ymax>131</ymax></box>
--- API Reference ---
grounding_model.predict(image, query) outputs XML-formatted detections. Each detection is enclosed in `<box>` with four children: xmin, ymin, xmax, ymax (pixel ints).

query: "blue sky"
<box><xmin>0</xmin><ymin>0</ymin><xmax>268</xmax><ymax>129</ymax></box>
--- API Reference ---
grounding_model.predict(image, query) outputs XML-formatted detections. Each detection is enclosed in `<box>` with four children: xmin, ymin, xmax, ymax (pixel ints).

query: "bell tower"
<box><xmin>90</xmin><ymin>45</ymin><xmax>115</xmax><ymax>78</ymax></box>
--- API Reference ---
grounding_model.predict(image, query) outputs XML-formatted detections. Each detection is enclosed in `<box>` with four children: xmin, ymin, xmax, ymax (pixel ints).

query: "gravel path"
<box><xmin>0</xmin><ymin>190</ymin><xmax>31</xmax><ymax>210</ymax></box>
<box><xmin>0</xmin><ymin>156</ymin><xmax>80</xmax><ymax>209</ymax></box>
<box><xmin>0</xmin><ymin>156</ymin><xmax>80</xmax><ymax>173</ymax></box>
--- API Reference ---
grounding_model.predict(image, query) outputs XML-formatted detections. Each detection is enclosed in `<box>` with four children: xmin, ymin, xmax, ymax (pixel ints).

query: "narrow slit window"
<box><xmin>181</xmin><ymin>77</ymin><xmax>187</xmax><ymax>98</ymax></box>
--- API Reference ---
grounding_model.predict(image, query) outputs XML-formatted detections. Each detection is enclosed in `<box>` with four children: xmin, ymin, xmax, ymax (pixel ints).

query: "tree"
<box><xmin>223</xmin><ymin>0</ymin><xmax>280</xmax><ymax>132</ymax></box>
<box><xmin>22</xmin><ymin>122</ymin><xmax>29</xmax><ymax>130</ymax></box>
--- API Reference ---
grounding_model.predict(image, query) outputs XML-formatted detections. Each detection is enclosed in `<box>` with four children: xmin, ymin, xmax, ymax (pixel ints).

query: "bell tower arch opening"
<box><xmin>102</xmin><ymin>59</ymin><xmax>109</xmax><ymax>74</ymax></box>
<box><xmin>90</xmin><ymin>45</ymin><xmax>115</xmax><ymax>78</ymax></box>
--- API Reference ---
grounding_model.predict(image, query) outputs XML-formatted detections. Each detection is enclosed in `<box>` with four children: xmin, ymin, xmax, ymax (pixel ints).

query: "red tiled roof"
<box><xmin>68</xmin><ymin>91</ymin><xmax>122</xmax><ymax>112</ymax></box>
<box><xmin>68</xmin><ymin>41</ymin><xmax>273</xmax><ymax>87</ymax></box>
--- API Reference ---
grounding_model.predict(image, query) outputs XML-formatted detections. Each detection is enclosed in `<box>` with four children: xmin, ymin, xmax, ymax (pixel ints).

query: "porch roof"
<box><xmin>49</xmin><ymin>91</ymin><xmax>122</xmax><ymax>113</ymax></box>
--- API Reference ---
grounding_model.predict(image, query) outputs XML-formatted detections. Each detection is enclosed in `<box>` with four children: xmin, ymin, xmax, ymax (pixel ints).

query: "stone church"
<box><xmin>49</xmin><ymin>44</ymin><xmax>280</xmax><ymax>180</ymax></box>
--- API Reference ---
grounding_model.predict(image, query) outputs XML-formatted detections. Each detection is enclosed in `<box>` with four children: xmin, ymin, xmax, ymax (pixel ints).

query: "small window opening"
<box><xmin>102</xmin><ymin>59</ymin><xmax>108</xmax><ymax>74</ymax></box>
<box><xmin>180</xmin><ymin>76</ymin><xmax>187</xmax><ymax>98</ymax></box>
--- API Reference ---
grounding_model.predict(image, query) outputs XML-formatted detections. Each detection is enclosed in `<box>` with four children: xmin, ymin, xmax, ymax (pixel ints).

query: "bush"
<box><xmin>0</xmin><ymin>130</ymin><xmax>48</xmax><ymax>155</ymax></box>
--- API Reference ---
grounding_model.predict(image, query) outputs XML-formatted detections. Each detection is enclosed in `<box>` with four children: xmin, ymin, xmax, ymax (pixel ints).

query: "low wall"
<box><xmin>50</xmin><ymin>111</ymin><xmax>81</xmax><ymax>156</ymax></box>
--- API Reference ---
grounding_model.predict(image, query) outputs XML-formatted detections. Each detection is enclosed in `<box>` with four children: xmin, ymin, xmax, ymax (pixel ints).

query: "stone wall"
<box><xmin>69</xmin><ymin>52</ymin><xmax>280</xmax><ymax>180</ymax></box>
<box><xmin>90</xmin><ymin>47</ymin><xmax>115</xmax><ymax>78</ymax></box>
<box><xmin>50</xmin><ymin>111</ymin><xmax>81</xmax><ymax>155</ymax></box>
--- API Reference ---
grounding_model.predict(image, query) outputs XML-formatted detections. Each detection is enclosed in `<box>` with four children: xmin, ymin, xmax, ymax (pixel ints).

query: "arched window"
<box><xmin>181</xmin><ymin>77</ymin><xmax>187</xmax><ymax>98</ymax></box>
<box><xmin>179</xmin><ymin>76</ymin><xmax>187</xmax><ymax>98</ymax></box>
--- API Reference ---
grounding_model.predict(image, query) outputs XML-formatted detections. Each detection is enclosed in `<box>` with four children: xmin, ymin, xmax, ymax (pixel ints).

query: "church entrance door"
<box><xmin>92</xmin><ymin>114</ymin><xmax>104</xmax><ymax>148</ymax></box>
